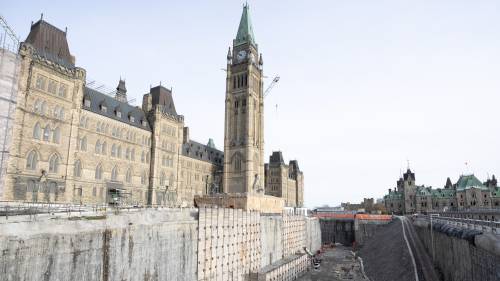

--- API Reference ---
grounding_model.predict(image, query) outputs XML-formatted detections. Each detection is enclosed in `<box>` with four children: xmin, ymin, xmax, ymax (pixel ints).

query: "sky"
<box><xmin>3</xmin><ymin>0</ymin><xmax>500</xmax><ymax>208</ymax></box>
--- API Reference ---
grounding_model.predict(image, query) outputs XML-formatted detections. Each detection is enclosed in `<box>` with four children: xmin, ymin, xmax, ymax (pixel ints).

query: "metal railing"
<box><xmin>416</xmin><ymin>214</ymin><xmax>500</xmax><ymax>234</ymax></box>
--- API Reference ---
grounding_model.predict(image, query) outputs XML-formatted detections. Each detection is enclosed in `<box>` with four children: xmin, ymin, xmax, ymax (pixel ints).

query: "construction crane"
<box><xmin>264</xmin><ymin>76</ymin><xmax>280</xmax><ymax>98</ymax></box>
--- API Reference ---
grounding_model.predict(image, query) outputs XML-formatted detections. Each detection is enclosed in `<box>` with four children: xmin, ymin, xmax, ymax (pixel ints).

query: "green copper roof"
<box><xmin>456</xmin><ymin>174</ymin><xmax>489</xmax><ymax>191</ymax></box>
<box><xmin>235</xmin><ymin>4</ymin><xmax>256</xmax><ymax>46</ymax></box>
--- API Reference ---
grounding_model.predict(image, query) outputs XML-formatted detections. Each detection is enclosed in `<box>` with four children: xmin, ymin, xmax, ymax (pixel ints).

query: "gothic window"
<box><xmin>48</xmin><ymin>154</ymin><xmax>60</xmax><ymax>173</ymax></box>
<box><xmin>126</xmin><ymin>168</ymin><xmax>132</xmax><ymax>183</ymax></box>
<box><xmin>40</xmin><ymin>101</ymin><xmax>47</xmax><ymax>115</ymax></box>
<box><xmin>117</xmin><ymin>145</ymin><xmax>122</xmax><ymax>158</ymax></box>
<box><xmin>52</xmin><ymin>127</ymin><xmax>60</xmax><ymax>144</ymax></box>
<box><xmin>35</xmin><ymin>75</ymin><xmax>46</xmax><ymax>90</ymax></box>
<box><xmin>160</xmin><ymin>172</ymin><xmax>166</xmax><ymax>186</ymax></box>
<box><xmin>131</xmin><ymin>148</ymin><xmax>135</xmax><ymax>161</ymax></box>
<box><xmin>111</xmin><ymin>144</ymin><xmax>117</xmax><ymax>157</ymax></box>
<box><xmin>126</xmin><ymin>148</ymin><xmax>130</xmax><ymax>160</ymax></box>
<box><xmin>111</xmin><ymin>166</ymin><xmax>118</xmax><ymax>181</ymax></box>
<box><xmin>146</xmin><ymin>152</ymin><xmax>150</xmax><ymax>163</ymax></box>
<box><xmin>74</xmin><ymin>160</ymin><xmax>82</xmax><ymax>178</ymax></box>
<box><xmin>95</xmin><ymin>140</ymin><xmax>101</xmax><ymax>154</ymax></box>
<box><xmin>33</xmin><ymin>99</ymin><xmax>41</xmax><ymax>113</ymax></box>
<box><xmin>102</xmin><ymin>142</ymin><xmax>107</xmax><ymax>154</ymax></box>
<box><xmin>141</xmin><ymin>151</ymin><xmax>145</xmax><ymax>163</ymax></box>
<box><xmin>58</xmin><ymin>84</ymin><xmax>67</xmax><ymax>98</ymax></box>
<box><xmin>43</xmin><ymin>125</ymin><xmax>51</xmax><ymax>141</ymax></box>
<box><xmin>95</xmin><ymin>164</ymin><xmax>103</xmax><ymax>180</ymax></box>
<box><xmin>232</xmin><ymin>153</ymin><xmax>242</xmax><ymax>172</ymax></box>
<box><xmin>26</xmin><ymin>150</ymin><xmax>38</xmax><ymax>170</ymax></box>
<box><xmin>80</xmin><ymin>136</ymin><xmax>87</xmax><ymax>151</ymax></box>
<box><xmin>33</xmin><ymin>123</ymin><xmax>41</xmax><ymax>139</ymax></box>
<box><xmin>141</xmin><ymin>171</ymin><xmax>148</xmax><ymax>185</ymax></box>
<box><xmin>48</xmin><ymin>80</ymin><xmax>57</xmax><ymax>94</ymax></box>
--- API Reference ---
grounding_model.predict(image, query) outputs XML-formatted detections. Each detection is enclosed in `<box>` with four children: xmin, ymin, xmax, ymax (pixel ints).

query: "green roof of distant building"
<box><xmin>456</xmin><ymin>174</ymin><xmax>489</xmax><ymax>191</ymax></box>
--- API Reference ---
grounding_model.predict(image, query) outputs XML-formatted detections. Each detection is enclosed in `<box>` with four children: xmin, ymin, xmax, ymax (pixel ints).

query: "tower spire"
<box><xmin>235</xmin><ymin>3</ymin><xmax>256</xmax><ymax>46</ymax></box>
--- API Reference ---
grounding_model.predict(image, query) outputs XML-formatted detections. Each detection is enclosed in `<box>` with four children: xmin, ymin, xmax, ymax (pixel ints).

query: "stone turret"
<box><xmin>115</xmin><ymin>79</ymin><xmax>127</xmax><ymax>103</ymax></box>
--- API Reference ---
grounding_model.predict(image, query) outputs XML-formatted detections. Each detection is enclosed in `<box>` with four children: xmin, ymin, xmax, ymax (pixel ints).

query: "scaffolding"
<box><xmin>0</xmin><ymin>15</ymin><xmax>21</xmax><ymax>198</ymax></box>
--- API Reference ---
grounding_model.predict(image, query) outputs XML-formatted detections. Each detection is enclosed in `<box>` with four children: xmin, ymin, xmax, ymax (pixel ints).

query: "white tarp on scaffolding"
<box><xmin>0</xmin><ymin>48</ymin><xmax>20</xmax><ymax>198</ymax></box>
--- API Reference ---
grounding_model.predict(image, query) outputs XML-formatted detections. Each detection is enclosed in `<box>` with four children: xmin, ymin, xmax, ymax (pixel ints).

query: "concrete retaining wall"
<box><xmin>0</xmin><ymin>208</ymin><xmax>322</xmax><ymax>281</ymax></box>
<box><xmin>413</xmin><ymin>220</ymin><xmax>500</xmax><ymax>281</ymax></box>
<box><xmin>0</xmin><ymin>209</ymin><xmax>198</xmax><ymax>281</ymax></box>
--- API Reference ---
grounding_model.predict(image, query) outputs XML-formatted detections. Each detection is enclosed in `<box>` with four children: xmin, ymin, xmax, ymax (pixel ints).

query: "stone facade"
<box><xmin>384</xmin><ymin>169</ymin><xmax>500</xmax><ymax>214</ymax></box>
<box><xmin>1</xmin><ymin>6</ymin><xmax>305</xmax><ymax>209</ymax></box>
<box><xmin>264</xmin><ymin>152</ymin><xmax>304</xmax><ymax>208</ymax></box>
<box><xmin>1</xmin><ymin>19</ymin><xmax>223</xmax><ymax>207</ymax></box>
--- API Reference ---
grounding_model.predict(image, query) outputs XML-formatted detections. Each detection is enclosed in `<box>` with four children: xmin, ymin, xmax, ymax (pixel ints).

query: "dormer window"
<box><xmin>100</xmin><ymin>104</ymin><xmax>107</xmax><ymax>113</ymax></box>
<box><xmin>115</xmin><ymin>109</ymin><xmax>122</xmax><ymax>118</ymax></box>
<box><xmin>84</xmin><ymin>98</ymin><xmax>91</xmax><ymax>107</ymax></box>
<box><xmin>141</xmin><ymin>120</ymin><xmax>147</xmax><ymax>127</ymax></box>
<box><xmin>129</xmin><ymin>115</ymin><xmax>135</xmax><ymax>122</ymax></box>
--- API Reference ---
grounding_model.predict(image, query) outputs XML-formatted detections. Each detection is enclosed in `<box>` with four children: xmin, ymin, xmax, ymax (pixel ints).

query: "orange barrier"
<box><xmin>355</xmin><ymin>214</ymin><xmax>392</xmax><ymax>221</ymax></box>
<box><xmin>314</xmin><ymin>213</ymin><xmax>392</xmax><ymax>221</ymax></box>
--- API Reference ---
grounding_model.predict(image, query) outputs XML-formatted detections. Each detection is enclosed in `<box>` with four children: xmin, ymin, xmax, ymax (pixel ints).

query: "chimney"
<box><xmin>388</xmin><ymin>188</ymin><xmax>392</xmax><ymax>193</ymax></box>
<box><xmin>183</xmin><ymin>127</ymin><xmax>190</xmax><ymax>144</ymax></box>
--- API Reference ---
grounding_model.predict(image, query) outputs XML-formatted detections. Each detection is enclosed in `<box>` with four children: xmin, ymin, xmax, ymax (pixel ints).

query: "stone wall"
<box><xmin>0</xmin><ymin>48</ymin><xmax>20</xmax><ymax>197</ymax></box>
<box><xmin>354</xmin><ymin>219</ymin><xmax>390</xmax><ymax>247</ymax></box>
<box><xmin>413</xmin><ymin>220</ymin><xmax>500</xmax><ymax>281</ymax></box>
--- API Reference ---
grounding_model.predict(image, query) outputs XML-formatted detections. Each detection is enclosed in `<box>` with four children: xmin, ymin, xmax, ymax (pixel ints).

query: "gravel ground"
<box><xmin>297</xmin><ymin>245</ymin><xmax>368</xmax><ymax>281</ymax></box>
<box><xmin>358</xmin><ymin>219</ymin><xmax>416</xmax><ymax>281</ymax></box>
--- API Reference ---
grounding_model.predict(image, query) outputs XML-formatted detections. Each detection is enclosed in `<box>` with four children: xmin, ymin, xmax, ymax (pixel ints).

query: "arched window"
<box><xmin>111</xmin><ymin>144</ymin><xmax>117</xmax><ymax>157</ymax></box>
<box><xmin>95</xmin><ymin>164</ymin><xmax>103</xmax><ymax>180</ymax></box>
<box><xmin>111</xmin><ymin>166</ymin><xmax>118</xmax><ymax>181</ymax></box>
<box><xmin>74</xmin><ymin>160</ymin><xmax>82</xmax><ymax>178</ymax></box>
<box><xmin>141</xmin><ymin>171</ymin><xmax>147</xmax><ymax>185</ymax></box>
<box><xmin>52</xmin><ymin>127</ymin><xmax>60</xmax><ymax>143</ymax></box>
<box><xmin>141</xmin><ymin>151</ymin><xmax>145</xmax><ymax>163</ymax></box>
<box><xmin>40</xmin><ymin>101</ymin><xmax>47</xmax><ymax>115</ymax></box>
<box><xmin>59</xmin><ymin>108</ymin><xmax>65</xmax><ymax>120</ymax></box>
<box><xmin>53</xmin><ymin>106</ymin><xmax>60</xmax><ymax>119</ymax></box>
<box><xmin>232</xmin><ymin>153</ymin><xmax>242</xmax><ymax>172</ymax></box>
<box><xmin>102</xmin><ymin>142</ymin><xmax>107</xmax><ymax>154</ymax></box>
<box><xmin>131</xmin><ymin>148</ymin><xmax>135</xmax><ymax>161</ymax></box>
<box><xmin>126</xmin><ymin>168</ymin><xmax>132</xmax><ymax>183</ymax></box>
<box><xmin>117</xmin><ymin>145</ymin><xmax>122</xmax><ymax>158</ymax></box>
<box><xmin>33</xmin><ymin>99</ymin><xmax>41</xmax><ymax>112</ymax></box>
<box><xmin>26</xmin><ymin>150</ymin><xmax>38</xmax><ymax>170</ymax></box>
<box><xmin>95</xmin><ymin>140</ymin><xmax>101</xmax><ymax>154</ymax></box>
<box><xmin>126</xmin><ymin>148</ymin><xmax>130</xmax><ymax>160</ymax></box>
<box><xmin>43</xmin><ymin>125</ymin><xmax>51</xmax><ymax>141</ymax></box>
<box><xmin>160</xmin><ymin>172</ymin><xmax>166</xmax><ymax>186</ymax></box>
<box><xmin>48</xmin><ymin>154</ymin><xmax>60</xmax><ymax>173</ymax></box>
<box><xmin>33</xmin><ymin>123</ymin><xmax>41</xmax><ymax>139</ymax></box>
<box><xmin>80</xmin><ymin>136</ymin><xmax>87</xmax><ymax>151</ymax></box>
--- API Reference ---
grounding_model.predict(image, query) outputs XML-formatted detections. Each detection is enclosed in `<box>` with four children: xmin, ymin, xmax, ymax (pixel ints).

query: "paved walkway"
<box><xmin>297</xmin><ymin>246</ymin><xmax>368</xmax><ymax>281</ymax></box>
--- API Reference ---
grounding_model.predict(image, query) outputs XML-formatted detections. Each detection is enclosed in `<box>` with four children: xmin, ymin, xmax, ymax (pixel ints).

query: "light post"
<box><xmin>430</xmin><ymin>213</ymin><xmax>440</xmax><ymax>262</ymax></box>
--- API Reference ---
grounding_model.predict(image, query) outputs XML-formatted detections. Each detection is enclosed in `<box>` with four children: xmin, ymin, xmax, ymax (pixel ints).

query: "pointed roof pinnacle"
<box><xmin>235</xmin><ymin>3</ymin><xmax>256</xmax><ymax>46</ymax></box>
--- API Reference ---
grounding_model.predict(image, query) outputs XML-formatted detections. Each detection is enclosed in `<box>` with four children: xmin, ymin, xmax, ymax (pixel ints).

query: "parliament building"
<box><xmin>0</xmin><ymin>5</ymin><xmax>304</xmax><ymax>208</ymax></box>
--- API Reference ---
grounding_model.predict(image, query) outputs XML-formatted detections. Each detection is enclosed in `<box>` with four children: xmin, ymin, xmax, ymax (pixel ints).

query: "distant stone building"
<box><xmin>1</xmin><ymin>6</ymin><xmax>305</xmax><ymax>208</ymax></box>
<box><xmin>264</xmin><ymin>151</ymin><xmax>304</xmax><ymax>207</ymax></box>
<box><xmin>384</xmin><ymin>169</ymin><xmax>500</xmax><ymax>214</ymax></box>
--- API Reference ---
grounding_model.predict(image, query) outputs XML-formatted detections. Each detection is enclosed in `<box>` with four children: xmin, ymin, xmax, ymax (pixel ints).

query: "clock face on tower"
<box><xmin>236</xmin><ymin>50</ymin><xmax>247</xmax><ymax>62</ymax></box>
